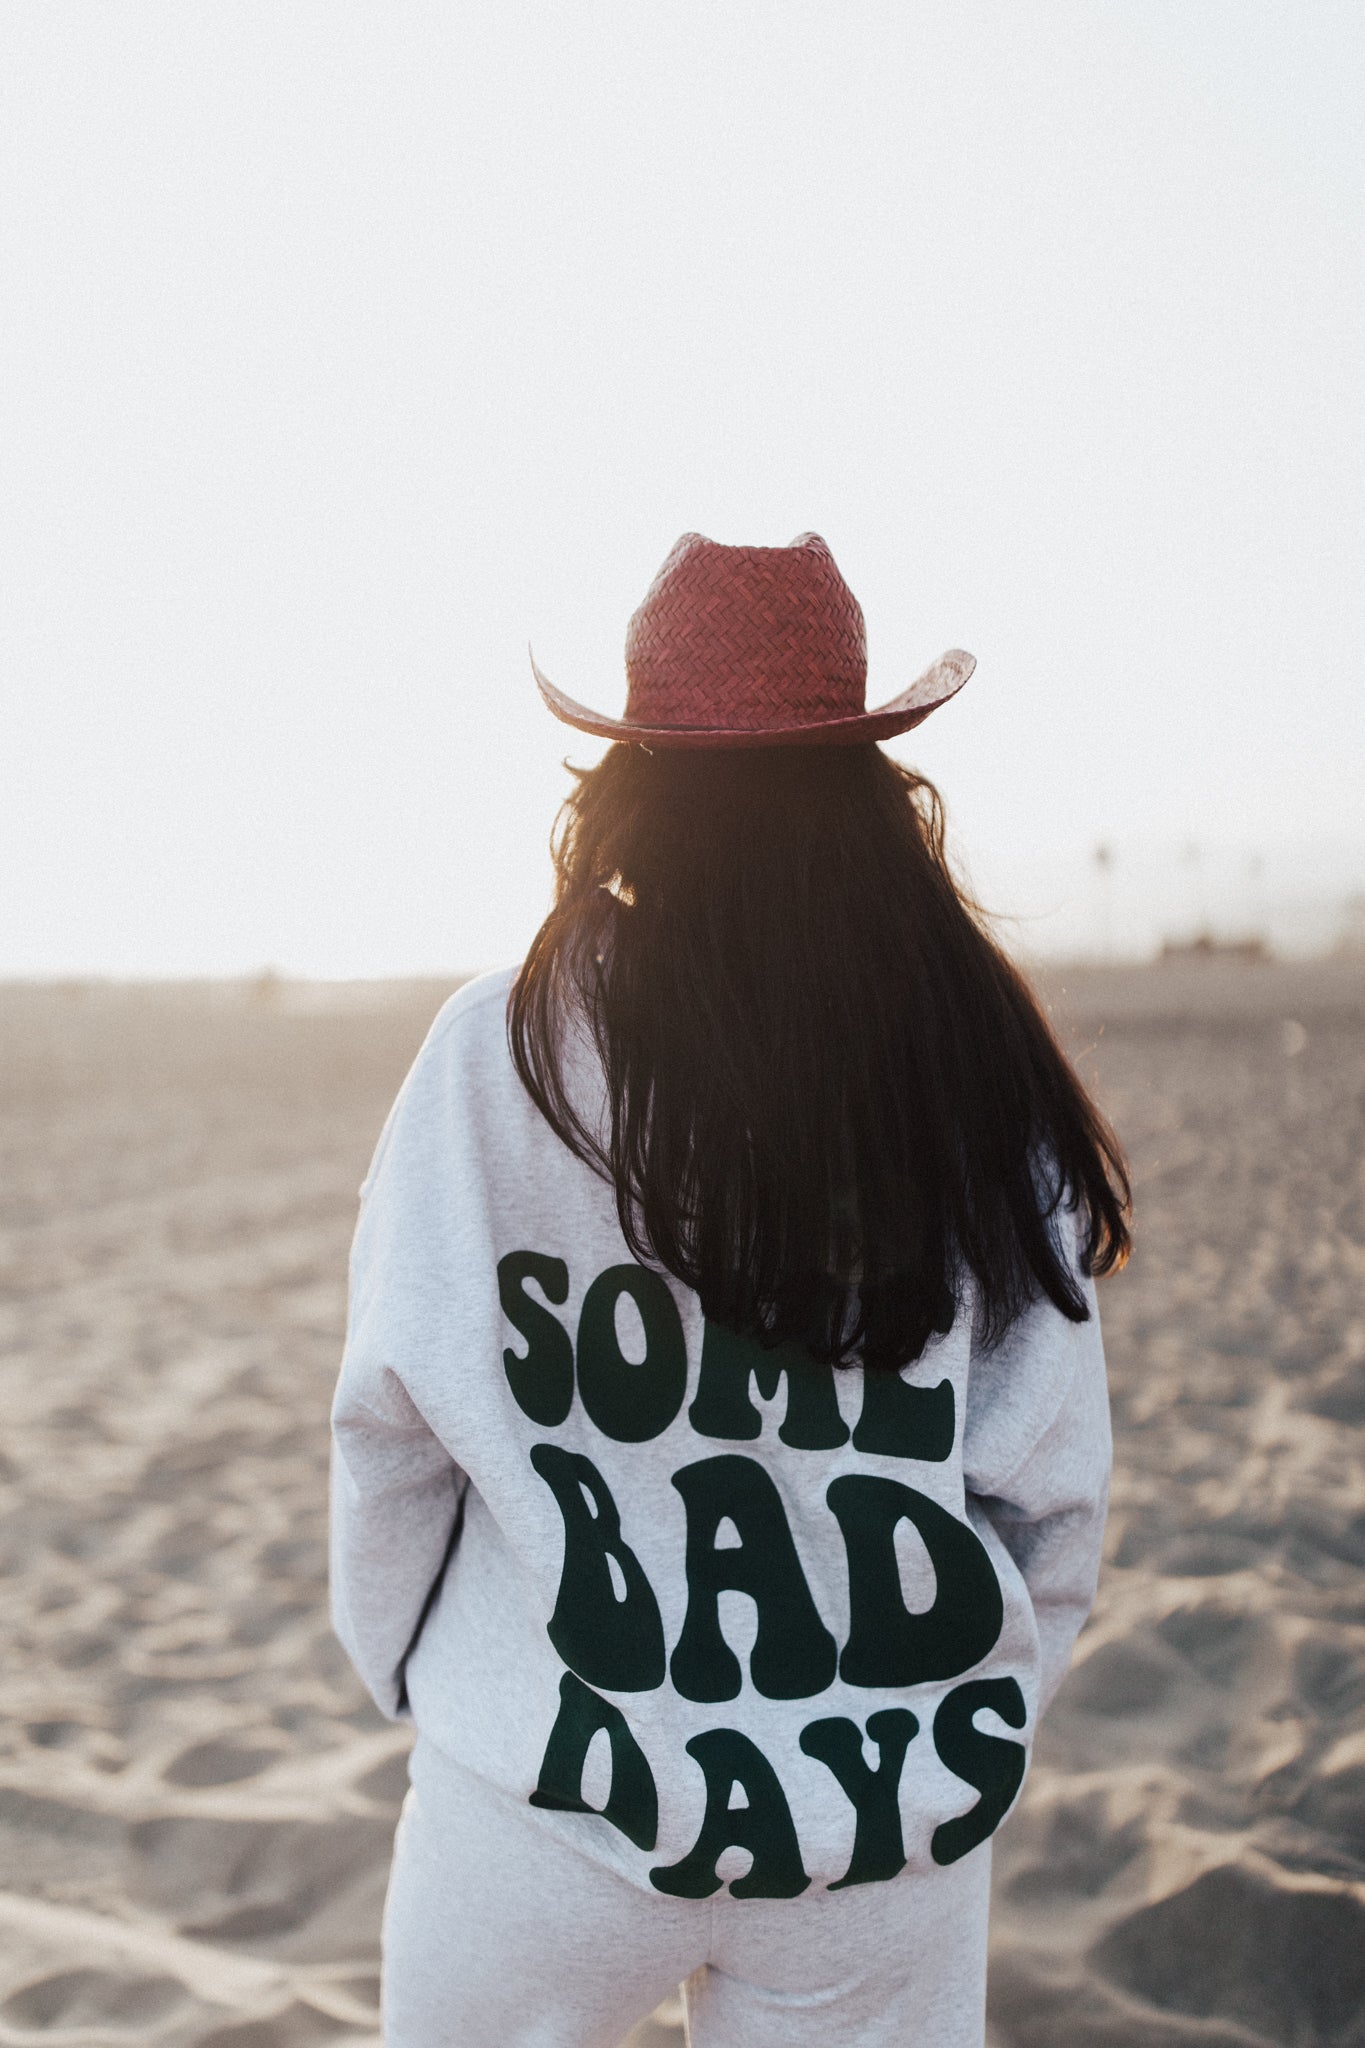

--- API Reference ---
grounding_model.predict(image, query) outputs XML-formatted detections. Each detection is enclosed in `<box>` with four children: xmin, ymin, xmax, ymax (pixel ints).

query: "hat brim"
<box><xmin>530</xmin><ymin>650</ymin><xmax>975</xmax><ymax>750</ymax></box>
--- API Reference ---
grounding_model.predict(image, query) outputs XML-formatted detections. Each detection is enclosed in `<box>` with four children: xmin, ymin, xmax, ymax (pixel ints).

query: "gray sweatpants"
<box><xmin>381</xmin><ymin>1736</ymin><xmax>993</xmax><ymax>2047</ymax></box>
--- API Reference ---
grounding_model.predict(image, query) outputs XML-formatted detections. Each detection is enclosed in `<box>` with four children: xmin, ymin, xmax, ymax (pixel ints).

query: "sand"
<box><xmin>0</xmin><ymin>959</ymin><xmax>1361</xmax><ymax>2047</ymax></box>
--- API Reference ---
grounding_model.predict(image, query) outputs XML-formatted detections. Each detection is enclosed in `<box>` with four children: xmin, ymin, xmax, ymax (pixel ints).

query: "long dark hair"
<box><xmin>509</xmin><ymin>742</ymin><xmax>1130</xmax><ymax>1372</ymax></box>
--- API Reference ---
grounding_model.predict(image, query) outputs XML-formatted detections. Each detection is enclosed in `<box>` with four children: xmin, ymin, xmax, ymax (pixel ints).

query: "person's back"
<box><xmin>329</xmin><ymin>533</ymin><xmax>1130</xmax><ymax>2046</ymax></box>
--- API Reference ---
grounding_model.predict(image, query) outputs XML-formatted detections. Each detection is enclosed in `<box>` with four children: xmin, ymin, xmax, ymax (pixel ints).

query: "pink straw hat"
<box><xmin>531</xmin><ymin>531</ymin><xmax>973</xmax><ymax>749</ymax></box>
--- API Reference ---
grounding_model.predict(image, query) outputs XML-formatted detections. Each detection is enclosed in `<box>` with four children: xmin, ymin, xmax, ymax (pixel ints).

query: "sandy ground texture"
<box><xmin>0</xmin><ymin>958</ymin><xmax>1361</xmax><ymax>2048</ymax></box>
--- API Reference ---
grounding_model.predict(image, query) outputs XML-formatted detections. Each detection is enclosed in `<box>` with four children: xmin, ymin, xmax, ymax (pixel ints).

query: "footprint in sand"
<box><xmin>1</xmin><ymin>1967</ymin><xmax>187</xmax><ymax>2032</ymax></box>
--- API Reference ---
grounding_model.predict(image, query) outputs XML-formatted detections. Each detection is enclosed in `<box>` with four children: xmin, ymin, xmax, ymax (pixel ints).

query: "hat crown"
<box><xmin>624</xmin><ymin>531</ymin><xmax>868</xmax><ymax>733</ymax></box>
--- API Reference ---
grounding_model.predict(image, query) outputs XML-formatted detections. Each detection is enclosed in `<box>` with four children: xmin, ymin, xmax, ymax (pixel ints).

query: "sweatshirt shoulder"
<box><xmin>397</xmin><ymin>964</ymin><xmax>522</xmax><ymax>1096</ymax></box>
<box><xmin>404</xmin><ymin>963</ymin><xmax>524</xmax><ymax>1089</ymax></box>
<box><xmin>425</xmin><ymin>963</ymin><xmax>521</xmax><ymax>1055</ymax></box>
<box><xmin>357</xmin><ymin>965</ymin><xmax>521</xmax><ymax>1200</ymax></box>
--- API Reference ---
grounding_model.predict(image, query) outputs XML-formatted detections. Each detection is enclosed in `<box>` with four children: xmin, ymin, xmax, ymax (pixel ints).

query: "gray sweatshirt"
<box><xmin>329</xmin><ymin>966</ymin><xmax>1111</xmax><ymax>1899</ymax></box>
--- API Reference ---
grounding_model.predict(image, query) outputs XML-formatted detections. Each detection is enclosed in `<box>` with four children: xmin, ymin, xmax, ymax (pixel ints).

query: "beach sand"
<box><xmin>0</xmin><ymin>959</ymin><xmax>1361</xmax><ymax>2046</ymax></box>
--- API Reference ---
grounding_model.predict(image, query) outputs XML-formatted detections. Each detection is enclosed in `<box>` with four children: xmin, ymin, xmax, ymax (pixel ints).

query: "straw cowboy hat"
<box><xmin>531</xmin><ymin>531</ymin><xmax>974</xmax><ymax>749</ymax></box>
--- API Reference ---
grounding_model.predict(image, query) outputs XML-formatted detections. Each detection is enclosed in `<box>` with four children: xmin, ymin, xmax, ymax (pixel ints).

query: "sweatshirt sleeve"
<box><xmin>962</xmin><ymin>1204</ymin><xmax>1113</xmax><ymax>1718</ymax></box>
<box><xmin>328</xmin><ymin>1023</ymin><xmax>468</xmax><ymax>1723</ymax></box>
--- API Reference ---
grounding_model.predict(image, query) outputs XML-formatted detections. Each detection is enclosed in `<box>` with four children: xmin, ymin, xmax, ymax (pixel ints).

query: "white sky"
<box><xmin>4</xmin><ymin>1</ymin><xmax>1362</xmax><ymax>976</ymax></box>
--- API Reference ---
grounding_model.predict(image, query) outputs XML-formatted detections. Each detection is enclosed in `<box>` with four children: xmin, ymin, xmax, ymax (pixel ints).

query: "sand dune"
<box><xmin>0</xmin><ymin>960</ymin><xmax>1360</xmax><ymax>2046</ymax></box>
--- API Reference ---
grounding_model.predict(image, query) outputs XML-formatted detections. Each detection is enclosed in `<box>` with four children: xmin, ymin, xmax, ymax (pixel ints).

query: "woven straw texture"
<box><xmin>625</xmin><ymin>532</ymin><xmax>866</xmax><ymax>729</ymax></box>
<box><xmin>531</xmin><ymin>530</ymin><xmax>975</xmax><ymax>749</ymax></box>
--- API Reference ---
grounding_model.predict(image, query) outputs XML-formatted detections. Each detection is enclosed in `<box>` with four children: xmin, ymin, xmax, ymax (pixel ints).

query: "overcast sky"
<box><xmin>4</xmin><ymin>1</ymin><xmax>1362</xmax><ymax>976</ymax></box>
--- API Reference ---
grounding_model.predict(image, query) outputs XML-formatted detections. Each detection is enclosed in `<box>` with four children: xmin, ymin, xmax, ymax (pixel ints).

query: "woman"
<box><xmin>330</xmin><ymin>532</ymin><xmax>1130</xmax><ymax>2047</ymax></box>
